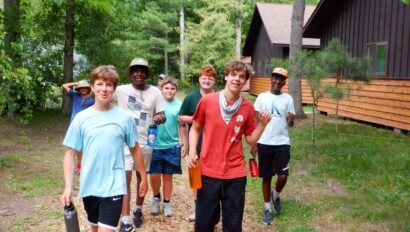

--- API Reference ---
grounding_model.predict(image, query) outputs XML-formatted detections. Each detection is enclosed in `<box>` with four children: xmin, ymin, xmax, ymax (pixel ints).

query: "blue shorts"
<box><xmin>148</xmin><ymin>145</ymin><xmax>182</xmax><ymax>175</ymax></box>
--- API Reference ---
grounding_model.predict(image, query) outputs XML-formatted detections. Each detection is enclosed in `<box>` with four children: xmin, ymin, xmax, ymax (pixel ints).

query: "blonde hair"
<box><xmin>160</xmin><ymin>76</ymin><xmax>178</xmax><ymax>89</ymax></box>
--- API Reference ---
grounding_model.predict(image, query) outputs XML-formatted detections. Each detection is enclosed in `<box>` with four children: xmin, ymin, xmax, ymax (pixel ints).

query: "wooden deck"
<box><xmin>250</xmin><ymin>77</ymin><xmax>410</xmax><ymax>131</ymax></box>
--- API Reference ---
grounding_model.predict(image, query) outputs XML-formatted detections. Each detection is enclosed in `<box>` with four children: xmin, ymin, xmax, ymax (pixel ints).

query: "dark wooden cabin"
<box><xmin>303</xmin><ymin>0</ymin><xmax>410</xmax><ymax>131</ymax></box>
<box><xmin>242</xmin><ymin>3</ymin><xmax>319</xmax><ymax>102</ymax></box>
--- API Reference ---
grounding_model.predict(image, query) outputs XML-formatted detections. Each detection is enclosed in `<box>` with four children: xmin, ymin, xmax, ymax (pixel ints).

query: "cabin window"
<box><xmin>367</xmin><ymin>42</ymin><xmax>388</xmax><ymax>76</ymax></box>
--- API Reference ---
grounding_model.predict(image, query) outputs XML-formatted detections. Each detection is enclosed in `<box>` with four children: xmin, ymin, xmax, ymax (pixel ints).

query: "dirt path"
<box><xmin>70</xmin><ymin>160</ymin><xmax>266</xmax><ymax>232</ymax></box>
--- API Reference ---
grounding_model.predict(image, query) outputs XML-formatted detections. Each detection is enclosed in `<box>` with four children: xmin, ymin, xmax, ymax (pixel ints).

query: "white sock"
<box><xmin>272</xmin><ymin>189</ymin><xmax>280</xmax><ymax>200</ymax></box>
<box><xmin>133</xmin><ymin>205</ymin><xmax>142</xmax><ymax>213</ymax></box>
<box><xmin>163</xmin><ymin>202</ymin><xmax>170</xmax><ymax>208</ymax></box>
<box><xmin>264</xmin><ymin>202</ymin><xmax>272</xmax><ymax>212</ymax></box>
<box><xmin>121</xmin><ymin>216</ymin><xmax>131</xmax><ymax>224</ymax></box>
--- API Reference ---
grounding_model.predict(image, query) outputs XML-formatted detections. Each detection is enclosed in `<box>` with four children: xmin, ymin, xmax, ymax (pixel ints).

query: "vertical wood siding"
<box><xmin>320</xmin><ymin>0</ymin><xmax>410</xmax><ymax>78</ymax></box>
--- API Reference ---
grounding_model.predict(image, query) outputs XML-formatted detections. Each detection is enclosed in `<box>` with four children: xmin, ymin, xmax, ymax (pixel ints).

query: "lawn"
<box><xmin>245</xmin><ymin>114</ymin><xmax>410</xmax><ymax>231</ymax></box>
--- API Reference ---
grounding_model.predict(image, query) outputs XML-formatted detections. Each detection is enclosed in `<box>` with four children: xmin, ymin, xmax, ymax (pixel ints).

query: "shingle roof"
<box><xmin>256</xmin><ymin>3</ymin><xmax>319</xmax><ymax>46</ymax></box>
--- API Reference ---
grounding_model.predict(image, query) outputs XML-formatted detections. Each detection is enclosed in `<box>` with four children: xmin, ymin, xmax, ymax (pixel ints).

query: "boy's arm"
<box><xmin>178</xmin><ymin>115</ymin><xmax>193</xmax><ymax>124</ymax></box>
<box><xmin>61</xmin><ymin>148</ymin><xmax>76</xmax><ymax>206</ymax></box>
<box><xmin>130</xmin><ymin>144</ymin><xmax>147</xmax><ymax>197</ymax></box>
<box><xmin>62</xmin><ymin>82</ymin><xmax>77</xmax><ymax>93</ymax></box>
<box><xmin>187</xmin><ymin>120</ymin><xmax>202</xmax><ymax>168</ymax></box>
<box><xmin>245</xmin><ymin>112</ymin><xmax>271</xmax><ymax>146</ymax></box>
<box><xmin>179</xmin><ymin>123</ymin><xmax>188</xmax><ymax>158</ymax></box>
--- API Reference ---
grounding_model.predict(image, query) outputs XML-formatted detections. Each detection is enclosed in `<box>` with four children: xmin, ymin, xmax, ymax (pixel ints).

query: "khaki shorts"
<box><xmin>124</xmin><ymin>145</ymin><xmax>153</xmax><ymax>172</ymax></box>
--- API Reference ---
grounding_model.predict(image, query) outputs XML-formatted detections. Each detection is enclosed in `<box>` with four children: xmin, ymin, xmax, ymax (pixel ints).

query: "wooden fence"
<box><xmin>249</xmin><ymin>76</ymin><xmax>410</xmax><ymax>131</ymax></box>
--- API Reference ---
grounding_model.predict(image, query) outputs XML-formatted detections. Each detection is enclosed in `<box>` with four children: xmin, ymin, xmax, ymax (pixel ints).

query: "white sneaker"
<box><xmin>163</xmin><ymin>203</ymin><xmax>173</xmax><ymax>217</ymax></box>
<box><xmin>151</xmin><ymin>197</ymin><xmax>160</xmax><ymax>215</ymax></box>
<box><xmin>188</xmin><ymin>211</ymin><xmax>195</xmax><ymax>222</ymax></box>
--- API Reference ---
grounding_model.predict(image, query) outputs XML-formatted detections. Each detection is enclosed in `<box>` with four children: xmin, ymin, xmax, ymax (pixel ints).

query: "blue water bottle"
<box><xmin>147</xmin><ymin>124</ymin><xmax>157</xmax><ymax>147</ymax></box>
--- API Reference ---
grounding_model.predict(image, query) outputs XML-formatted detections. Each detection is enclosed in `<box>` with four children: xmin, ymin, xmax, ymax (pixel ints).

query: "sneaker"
<box><xmin>163</xmin><ymin>203</ymin><xmax>173</xmax><ymax>217</ymax></box>
<box><xmin>151</xmin><ymin>197</ymin><xmax>160</xmax><ymax>215</ymax></box>
<box><xmin>133</xmin><ymin>209</ymin><xmax>143</xmax><ymax>228</ymax></box>
<box><xmin>263</xmin><ymin>210</ymin><xmax>272</xmax><ymax>225</ymax></box>
<box><xmin>272</xmin><ymin>195</ymin><xmax>282</xmax><ymax>214</ymax></box>
<box><xmin>188</xmin><ymin>211</ymin><xmax>195</xmax><ymax>222</ymax></box>
<box><xmin>119</xmin><ymin>222</ymin><xmax>135</xmax><ymax>232</ymax></box>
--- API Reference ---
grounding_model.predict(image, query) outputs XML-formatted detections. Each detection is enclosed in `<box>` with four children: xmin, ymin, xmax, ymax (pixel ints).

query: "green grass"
<box><xmin>246</xmin><ymin>115</ymin><xmax>409</xmax><ymax>231</ymax></box>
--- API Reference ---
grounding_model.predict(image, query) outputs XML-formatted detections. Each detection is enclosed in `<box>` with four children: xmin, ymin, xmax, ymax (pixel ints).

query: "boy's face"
<box><xmin>79</xmin><ymin>87</ymin><xmax>89</xmax><ymax>96</ymax></box>
<box><xmin>270</xmin><ymin>75</ymin><xmax>286</xmax><ymax>94</ymax></box>
<box><xmin>199</xmin><ymin>75</ymin><xmax>215</xmax><ymax>92</ymax></box>
<box><xmin>130</xmin><ymin>66</ymin><xmax>148</xmax><ymax>89</ymax></box>
<box><xmin>224</xmin><ymin>70</ymin><xmax>246</xmax><ymax>95</ymax></box>
<box><xmin>161</xmin><ymin>83</ymin><xmax>177</xmax><ymax>102</ymax></box>
<box><xmin>91</xmin><ymin>79</ymin><xmax>115</xmax><ymax>105</ymax></box>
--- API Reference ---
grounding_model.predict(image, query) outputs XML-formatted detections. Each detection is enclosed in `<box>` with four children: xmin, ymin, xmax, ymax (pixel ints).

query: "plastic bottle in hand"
<box><xmin>64</xmin><ymin>203</ymin><xmax>80</xmax><ymax>232</ymax></box>
<box><xmin>188</xmin><ymin>161</ymin><xmax>202</xmax><ymax>189</ymax></box>
<box><xmin>249</xmin><ymin>158</ymin><xmax>259</xmax><ymax>177</ymax></box>
<box><xmin>147</xmin><ymin>124</ymin><xmax>157</xmax><ymax>147</ymax></box>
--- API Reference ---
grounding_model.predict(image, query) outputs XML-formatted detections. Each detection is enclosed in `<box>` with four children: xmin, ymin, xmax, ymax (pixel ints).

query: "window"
<box><xmin>367</xmin><ymin>42</ymin><xmax>388</xmax><ymax>76</ymax></box>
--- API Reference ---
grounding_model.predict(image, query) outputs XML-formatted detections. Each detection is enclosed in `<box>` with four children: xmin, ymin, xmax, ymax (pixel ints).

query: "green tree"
<box><xmin>320</xmin><ymin>39</ymin><xmax>370</xmax><ymax>133</ymax></box>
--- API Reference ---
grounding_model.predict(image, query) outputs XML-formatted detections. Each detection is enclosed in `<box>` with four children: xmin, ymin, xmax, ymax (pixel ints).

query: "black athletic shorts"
<box><xmin>83</xmin><ymin>195</ymin><xmax>123</xmax><ymax>230</ymax></box>
<box><xmin>257</xmin><ymin>144</ymin><xmax>290</xmax><ymax>178</ymax></box>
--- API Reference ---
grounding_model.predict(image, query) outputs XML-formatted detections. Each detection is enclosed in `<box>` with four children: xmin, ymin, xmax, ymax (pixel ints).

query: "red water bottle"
<box><xmin>249</xmin><ymin>158</ymin><xmax>259</xmax><ymax>177</ymax></box>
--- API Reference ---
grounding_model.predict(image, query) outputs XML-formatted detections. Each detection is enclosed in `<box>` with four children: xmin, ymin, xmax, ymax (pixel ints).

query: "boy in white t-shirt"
<box><xmin>251</xmin><ymin>67</ymin><xmax>295</xmax><ymax>225</ymax></box>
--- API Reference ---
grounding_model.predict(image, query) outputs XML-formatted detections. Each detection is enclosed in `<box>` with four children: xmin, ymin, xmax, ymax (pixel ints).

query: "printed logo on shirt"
<box><xmin>127</xmin><ymin>95</ymin><xmax>148</xmax><ymax>127</ymax></box>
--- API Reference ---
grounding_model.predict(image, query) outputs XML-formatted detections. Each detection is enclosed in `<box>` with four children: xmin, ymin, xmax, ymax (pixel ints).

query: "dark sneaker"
<box><xmin>133</xmin><ymin>209</ymin><xmax>143</xmax><ymax>228</ymax></box>
<box><xmin>263</xmin><ymin>210</ymin><xmax>272</xmax><ymax>225</ymax></box>
<box><xmin>119</xmin><ymin>222</ymin><xmax>135</xmax><ymax>232</ymax></box>
<box><xmin>272</xmin><ymin>196</ymin><xmax>282</xmax><ymax>214</ymax></box>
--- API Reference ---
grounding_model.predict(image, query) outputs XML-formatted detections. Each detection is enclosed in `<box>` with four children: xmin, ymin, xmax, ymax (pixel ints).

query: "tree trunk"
<box><xmin>288</xmin><ymin>0</ymin><xmax>307</xmax><ymax>119</ymax></box>
<box><xmin>235</xmin><ymin>0</ymin><xmax>243</xmax><ymax>60</ymax></box>
<box><xmin>62</xmin><ymin>0</ymin><xmax>75</xmax><ymax>115</ymax></box>
<box><xmin>179</xmin><ymin>4</ymin><xmax>185</xmax><ymax>80</ymax></box>
<box><xmin>312</xmin><ymin>97</ymin><xmax>317</xmax><ymax>156</ymax></box>
<box><xmin>4</xmin><ymin>0</ymin><xmax>20</xmax><ymax>63</ymax></box>
<box><xmin>165</xmin><ymin>33</ymin><xmax>169</xmax><ymax>75</ymax></box>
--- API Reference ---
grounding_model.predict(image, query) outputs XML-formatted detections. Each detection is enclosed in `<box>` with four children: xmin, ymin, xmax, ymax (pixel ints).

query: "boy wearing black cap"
<box><xmin>251</xmin><ymin>67</ymin><xmax>295</xmax><ymax>225</ymax></box>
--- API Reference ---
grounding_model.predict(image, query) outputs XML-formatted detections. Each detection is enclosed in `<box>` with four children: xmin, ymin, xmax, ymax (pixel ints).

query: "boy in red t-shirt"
<box><xmin>187</xmin><ymin>60</ymin><xmax>271</xmax><ymax>231</ymax></box>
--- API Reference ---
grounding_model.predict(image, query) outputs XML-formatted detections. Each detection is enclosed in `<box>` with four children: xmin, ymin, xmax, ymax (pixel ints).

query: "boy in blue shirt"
<box><xmin>61</xmin><ymin>65</ymin><xmax>148</xmax><ymax>232</ymax></box>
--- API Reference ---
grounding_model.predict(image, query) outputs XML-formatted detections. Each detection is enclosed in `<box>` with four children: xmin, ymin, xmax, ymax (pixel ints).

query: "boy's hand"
<box><xmin>61</xmin><ymin>188</ymin><xmax>72</xmax><ymax>206</ymax></box>
<box><xmin>250</xmin><ymin>145</ymin><xmax>258</xmax><ymax>157</ymax></box>
<box><xmin>258</xmin><ymin>111</ymin><xmax>272</xmax><ymax>126</ymax></box>
<box><xmin>187</xmin><ymin>153</ymin><xmax>198</xmax><ymax>168</ymax></box>
<box><xmin>287</xmin><ymin>112</ymin><xmax>295</xmax><ymax>122</ymax></box>
<box><xmin>139</xmin><ymin>179</ymin><xmax>148</xmax><ymax>197</ymax></box>
<box><xmin>181</xmin><ymin>144</ymin><xmax>187</xmax><ymax>158</ymax></box>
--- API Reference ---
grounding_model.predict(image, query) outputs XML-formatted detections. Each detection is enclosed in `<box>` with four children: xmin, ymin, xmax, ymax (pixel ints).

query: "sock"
<box><xmin>163</xmin><ymin>202</ymin><xmax>170</xmax><ymax>207</ymax></box>
<box><xmin>264</xmin><ymin>202</ymin><xmax>272</xmax><ymax>212</ymax></box>
<box><xmin>154</xmin><ymin>193</ymin><xmax>161</xmax><ymax>199</ymax></box>
<box><xmin>121</xmin><ymin>216</ymin><xmax>132</xmax><ymax>224</ymax></box>
<box><xmin>272</xmin><ymin>189</ymin><xmax>280</xmax><ymax>200</ymax></box>
<box><xmin>133</xmin><ymin>205</ymin><xmax>142</xmax><ymax>213</ymax></box>
<box><xmin>163</xmin><ymin>199</ymin><xmax>170</xmax><ymax>203</ymax></box>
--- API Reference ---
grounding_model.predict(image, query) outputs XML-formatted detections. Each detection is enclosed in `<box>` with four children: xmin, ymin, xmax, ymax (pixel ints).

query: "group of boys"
<box><xmin>61</xmin><ymin>57</ymin><xmax>295</xmax><ymax>232</ymax></box>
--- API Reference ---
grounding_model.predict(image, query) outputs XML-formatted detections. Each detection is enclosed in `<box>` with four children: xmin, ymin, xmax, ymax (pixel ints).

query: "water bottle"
<box><xmin>147</xmin><ymin>124</ymin><xmax>157</xmax><ymax>147</ymax></box>
<box><xmin>249</xmin><ymin>158</ymin><xmax>259</xmax><ymax>177</ymax></box>
<box><xmin>188</xmin><ymin>161</ymin><xmax>202</xmax><ymax>189</ymax></box>
<box><xmin>64</xmin><ymin>203</ymin><xmax>80</xmax><ymax>232</ymax></box>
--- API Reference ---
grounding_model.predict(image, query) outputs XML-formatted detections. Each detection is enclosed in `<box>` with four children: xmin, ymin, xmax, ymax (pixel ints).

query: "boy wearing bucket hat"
<box><xmin>114</xmin><ymin>58</ymin><xmax>166</xmax><ymax>231</ymax></box>
<box><xmin>251</xmin><ymin>67</ymin><xmax>295</xmax><ymax>225</ymax></box>
<box><xmin>62</xmin><ymin>80</ymin><xmax>94</xmax><ymax>174</ymax></box>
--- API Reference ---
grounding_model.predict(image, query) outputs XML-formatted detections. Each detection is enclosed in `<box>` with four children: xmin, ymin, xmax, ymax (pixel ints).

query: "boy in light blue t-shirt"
<box><xmin>61</xmin><ymin>65</ymin><xmax>148</xmax><ymax>232</ymax></box>
<box><xmin>149</xmin><ymin>77</ymin><xmax>188</xmax><ymax>217</ymax></box>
